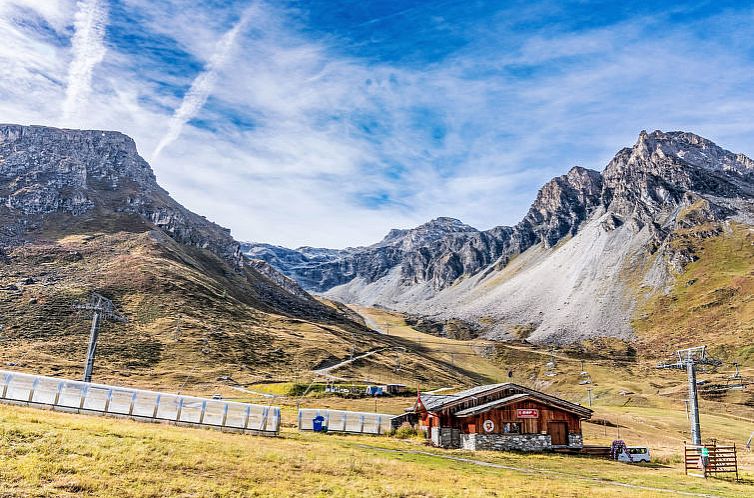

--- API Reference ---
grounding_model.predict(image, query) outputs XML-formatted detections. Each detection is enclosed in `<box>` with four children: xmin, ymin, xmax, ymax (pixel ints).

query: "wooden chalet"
<box><xmin>412</xmin><ymin>383</ymin><xmax>592</xmax><ymax>451</ymax></box>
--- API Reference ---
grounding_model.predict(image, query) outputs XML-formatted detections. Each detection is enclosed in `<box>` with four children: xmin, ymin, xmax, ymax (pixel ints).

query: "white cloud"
<box><xmin>150</xmin><ymin>4</ymin><xmax>257</xmax><ymax>161</ymax></box>
<box><xmin>60</xmin><ymin>0</ymin><xmax>108</xmax><ymax>126</ymax></box>
<box><xmin>1</xmin><ymin>1</ymin><xmax>754</xmax><ymax>248</ymax></box>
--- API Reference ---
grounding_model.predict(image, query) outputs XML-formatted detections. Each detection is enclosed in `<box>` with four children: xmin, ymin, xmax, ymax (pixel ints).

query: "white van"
<box><xmin>617</xmin><ymin>446</ymin><xmax>651</xmax><ymax>463</ymax></box>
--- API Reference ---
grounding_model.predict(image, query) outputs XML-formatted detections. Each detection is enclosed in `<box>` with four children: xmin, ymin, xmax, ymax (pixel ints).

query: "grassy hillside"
<box><xmin>4</xmin><ymin>306</ymin><xmax>754</xmax><ymax>496</ymax></box>
<box><xmin>1</xmin><ymin>403</ymin><xmax>753</xmax><ymax>497</ymax></box>
<box><xmin>0</xmin><ymin>227</ymin><xmax>504</xmax><ymax>396</ymax></box>
<box><xmin>330</xmin><ymin>308</ymin><xmax>754</xmax><ymax>440</ymax></box>
<box><xmin>633</xmin><ymin>222</ymin><xmax>754</xmax><ymax>361</ymax></box>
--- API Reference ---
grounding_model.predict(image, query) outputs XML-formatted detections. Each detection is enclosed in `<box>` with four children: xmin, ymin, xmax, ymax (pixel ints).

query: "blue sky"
<box><xmin>2</xmin><ymin>0</ymin><xmax>754</xmax><ymax>247</ymax></box>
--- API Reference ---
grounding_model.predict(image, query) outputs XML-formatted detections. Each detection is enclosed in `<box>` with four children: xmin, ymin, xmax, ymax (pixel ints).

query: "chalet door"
<box><xmin>548</xmin><ymin>421</ymin><xmax>568</xmax><ymax>446</ymax></box>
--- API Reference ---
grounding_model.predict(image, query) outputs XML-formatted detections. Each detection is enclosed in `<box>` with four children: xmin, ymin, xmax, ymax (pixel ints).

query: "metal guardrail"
<box><xmin>0</xmin><ymin>369</ymin><xmax>280</xmax><ymax>435</ymax></box>
<box><xmin>298</xmin><ymin>408</ymin><xmax>394</xmax><ymax>434</ymax></box>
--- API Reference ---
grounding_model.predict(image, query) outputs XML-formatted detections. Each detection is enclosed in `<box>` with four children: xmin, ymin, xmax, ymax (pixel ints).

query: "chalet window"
<box><xmin>502</xmin><ymin>422</ymin><xmax>521</xmax><ymax>434</ymax></box>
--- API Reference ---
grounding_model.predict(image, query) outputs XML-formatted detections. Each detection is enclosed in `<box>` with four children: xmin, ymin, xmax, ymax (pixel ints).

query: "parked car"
<box><xmin>211</xmin><ymin>394</ymin><xmax>223</xmax><ymax>400</ymax></box>
<box><xmin>617</xmin><ymin>446</ymin><xmax>651</xmax><ymax>463</ymax></box>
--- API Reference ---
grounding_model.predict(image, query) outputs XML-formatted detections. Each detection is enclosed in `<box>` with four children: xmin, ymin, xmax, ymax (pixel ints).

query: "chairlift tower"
<box><xmin>657</xmin><ymin>346</ymin><xmax>721</xmax><ymax>445</ymax></box>
<box><xmin>73</xmin><ymin>293</ymin><xmax>127</xmax><ymax>382</ymax></box>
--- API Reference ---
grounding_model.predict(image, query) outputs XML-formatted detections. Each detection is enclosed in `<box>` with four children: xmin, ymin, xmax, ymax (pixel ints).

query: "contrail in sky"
<box><xmin>151</xmin><ymin>7</ymin><xmax>255</xmax><ymax>161</ymax></box>
<box><xmin>61</xmin><ymin>0</ymin><xmax>108</xmax><ymax>124</ymax></box>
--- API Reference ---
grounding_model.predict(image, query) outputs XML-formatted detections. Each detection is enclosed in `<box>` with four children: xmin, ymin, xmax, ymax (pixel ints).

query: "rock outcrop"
<box><xmin>244</xmin><ymin>167</ymin><xmax>609</xmax><ymax>296</ymax></box>
<box><xmin>0</xmin><ymin>124</ymin><xmax>241</xmax><ymax>263</ymax></box>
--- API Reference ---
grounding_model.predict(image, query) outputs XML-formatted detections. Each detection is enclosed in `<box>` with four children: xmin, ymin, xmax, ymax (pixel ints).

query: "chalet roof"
<box><xmin>454</xmin><ymin>393</ymin><xmax>591</xmax><ymax>418</ymax></box>
<box><xmin>419</xmin><ymin>393</ymin><xmax>456</xmax><ymax>411</ymax></box>
<box><xmin>418</xmin><ymin>383</ymin><xmax>510</xmax><ymax>412</ymax></box>
<box><xmin>453</xmin><ymin>393</ymin><xmax>530</xmax><ymax>417</ymax></box>
<box><xmin>417</xmin><ymin>383</ymin><xmax>592</xmax><ymax>419</ymax></box>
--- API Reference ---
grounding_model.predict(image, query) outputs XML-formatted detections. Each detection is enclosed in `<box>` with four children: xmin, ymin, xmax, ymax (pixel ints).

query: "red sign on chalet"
<box><xmin>516</xmin><ymin>409</ymin><xmax>539</xmax><ymax>419</ymax></box>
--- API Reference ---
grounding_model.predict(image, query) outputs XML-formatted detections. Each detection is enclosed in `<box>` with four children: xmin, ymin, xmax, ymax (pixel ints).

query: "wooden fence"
<box><xmin>684</xmin><ymin>442</ymin><xmax>738</xmax><ymax>480</ymax></box>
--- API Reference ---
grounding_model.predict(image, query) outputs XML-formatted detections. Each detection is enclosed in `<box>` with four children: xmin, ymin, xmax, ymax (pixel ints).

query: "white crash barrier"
<box><xmin>0</xmin><ymin>369</ymin><xmax>280</xmax><ymax>435</ymax></box>
<box><xmin>298</xmin><ymin>408</ymin><xmax>394</xmax><ymax>434</ymax></box>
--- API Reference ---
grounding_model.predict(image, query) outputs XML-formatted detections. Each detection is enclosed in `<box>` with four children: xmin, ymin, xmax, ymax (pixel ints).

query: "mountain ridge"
<box><xmin>244</xmin><ymin>130</ymin><xmax>754</xmax><ymax>346</ymax></box>
<box><xmin>0</xmin><ymin>124</ymin><xmax>390</xmax><ymax>387</ymax></box>
<box><xmin>0</xmin><ymin>124</ymin><xmax>242</xmax><ymax>263</ymax></box>
<box><xmin>0</xmin><ymin>123</ymin><xmax>503</xmax><ymax>389</ymax></box>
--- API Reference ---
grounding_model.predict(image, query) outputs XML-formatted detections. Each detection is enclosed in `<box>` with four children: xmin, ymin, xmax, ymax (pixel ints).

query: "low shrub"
<box><xmin>393</xmin><ymin>422</ymin><xmax>418</xmax><ymax>439</ymax></box>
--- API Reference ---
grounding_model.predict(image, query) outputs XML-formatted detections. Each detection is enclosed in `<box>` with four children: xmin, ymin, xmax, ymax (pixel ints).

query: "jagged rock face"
<box><xmin>245</xmin><ymin>170</ymin><xmax>606</xmax><ymax>294</ymax></box>
<box><xmin>515</xmin><ymin>166</ymin><xmax>603</xmax><ymax>248</ymax></box>
<box><xmin>241</xmin><ymin>243</ymin><xmax>347</xmax><ymax>291</ymax></box>
<box><xmin>245</xmin><ymin>258</ymin><xmax>311</xmax><ymax>300</ymax></box>
<box><xmin>246</xmin><ymin>130</ymin><xmax>754</xmax><ymax>344</ymax></box>
<box><xmin>392</xmin><ymin>218</ymin><xmax>504</xmax><ymax>288</ymax></box>
<box><xmin>0</xmin><ymin>124</ymin><xmax>240</xmax><ymax>262</ymax></box>
<box><xmin>602</xmin><ymin>131</ymin><xmax>753</xmax><ymax>221</ymax></box>
<box><xmin>0</xmin><ymin>125</ymin><xmax>155</xmax><ymax>212</ymax></box>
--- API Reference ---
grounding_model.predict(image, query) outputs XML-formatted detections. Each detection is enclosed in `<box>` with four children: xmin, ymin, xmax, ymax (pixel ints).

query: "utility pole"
<box><xmin>73</xmin><ymin>293</ymin><xmax>127</xmax><ymax>382</ymax></box>
<box><xmin>657</xmin><ymin>346</ymin><xmax>720</xmax><ymax>446</ymax></box>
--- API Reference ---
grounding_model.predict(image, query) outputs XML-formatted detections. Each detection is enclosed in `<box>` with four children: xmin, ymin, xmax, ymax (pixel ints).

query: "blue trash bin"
<box><xmin>312</xmin><ymin>415</ymin><xmax>325</xmax><ymax>432</ymax></box>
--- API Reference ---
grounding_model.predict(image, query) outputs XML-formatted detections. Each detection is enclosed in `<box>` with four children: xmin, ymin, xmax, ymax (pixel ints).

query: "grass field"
<box><xmin>4</xmin><ymin>305</ymin><xmax>754</xmax><ymax>497</ymax></box>
<box><xmin>1</xmin><ymin>403</ymin><xmax>753</xmax><ymax>498</ymax></box>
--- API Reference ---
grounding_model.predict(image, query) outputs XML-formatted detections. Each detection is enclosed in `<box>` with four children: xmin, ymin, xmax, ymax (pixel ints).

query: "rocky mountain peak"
<box><xmin>0</xmin><ymin>124</ymin><xmax>155</xmax><ymax>188</ymax></box>
<box><xmin>517</xmin><ymin>165</ymin><xmax>603</xmax><ymax>247</ymax></box>
<box><xmin>242</xmin><ymin>131</ymin><xmax>754</xmax><ymax>327</ymax></box>
<box><xmin>408</xmin><ymin>217</ymin><xmax>478</xmax><ymax>241</ymax></box>
<box><xmin>565</xmin><ymin>165</ymin><xmax>594</xmax><ymax>179</ymax></box>
<box><xmin>631</xmin><ymin>130</ymin><xmax>754</xmax><ymax>176</ymax></box>
<box><xmin>0</xmin><ymin>124</ymin><xmax>240</xmax><ymax>264</ymax></box>
<box><xmin>377</xmin><ymin>217</ymin><xmax>478</xmax><ymax>248</ymax></box>
<box><xmin>420</xmin><ymin>217</ymin><xmax>477</xmax><ymax>231</ymax></box>
<box><xmin>603</xmin><ymin>130</ymin><xmax>754</xmax><ymax>220</ymax></box>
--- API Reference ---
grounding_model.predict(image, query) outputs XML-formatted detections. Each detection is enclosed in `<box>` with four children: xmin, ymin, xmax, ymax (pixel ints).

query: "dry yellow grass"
<box><xmin>634</xmin><ymin>222</ymin><xmax>754</xmax><ymax>360</ymax></box>
<box><xmin>3</xmin><ymin>230</ymin><xmax>754</xmax><ymax>496</ymax></box>
<box><xmin>2</xmin><ymin>403</ymin><xmax>753</xmax><ymax>497</ymax></box>
<box><xmin>0</xmin><ymin>231</ymin><xmax>505</xmax><ymax>402</ymax></box>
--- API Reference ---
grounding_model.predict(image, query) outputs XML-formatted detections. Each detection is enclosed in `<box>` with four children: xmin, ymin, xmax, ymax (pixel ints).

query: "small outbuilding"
<box><xmin>382</xmin><ymin>383</ymin><xmax>408</xmax><ymax>395</ymax></box>
<box><xmin>412</xmin><ymin>383</ymin><xmax>592</xmax><ymax>452</ymax></box>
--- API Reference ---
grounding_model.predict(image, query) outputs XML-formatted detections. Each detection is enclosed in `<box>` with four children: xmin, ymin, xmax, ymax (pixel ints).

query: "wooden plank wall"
<box><xmin>417</xmin><ymin>389</ymin><xmax>585</xmax><ymax>436</ymax></box>
<box><xmin>460</xmin><ymin>400</ymin><xmax>581</xmax><ymax>434</ymax></box>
